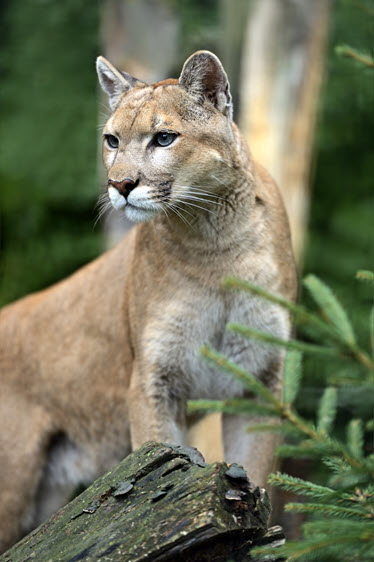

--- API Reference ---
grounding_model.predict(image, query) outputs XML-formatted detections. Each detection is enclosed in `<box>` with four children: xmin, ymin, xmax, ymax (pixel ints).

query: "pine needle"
<box><xmin>187</xmin><ymin>398</ymin><xmax>279</xmax><ymax>417</ymax></box>
<box><xmin>283</xmin><ymin>350</ymin><xmax>303</xmax><ymax>405</ymax></box>
<box><xmin>227</xmin><ymin>323</ymin><xmax>339</xmax><ymax>356</ymax></box>
<box><xmin>268</xmin><ymin>472</ymin><xmax>336</xmax><ymax>499</ymax></box>
<box><xmin>347</xmin><ymin>419</ymin><xmax>364</xmax><ymax>459</ymax></box>
<box><xmin>356</xmin><ymin>270</ymin><xmax>374</xmax><ymax>284</ymax></box>
<box><xmin>245</xmin><ymin>422</ymin><xmax>301</xmax><ymax>436</ymax></box>
<box><xmin>285</xmin><ymin>502</ymin><xmax>373</xmax><ymax>520</ymax></box>
<box><xmin>304</xmin><ymin>275</ymin><xmax>356</xmax><ymax>345</ymax></box>
<box><xmin>317</xmin><ymin>387</ymin><xmax>338</xmax><ymax>433</ymax></box>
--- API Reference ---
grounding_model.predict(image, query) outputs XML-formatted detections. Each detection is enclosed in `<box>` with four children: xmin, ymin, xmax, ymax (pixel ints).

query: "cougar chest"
<box><xmin>145</xmin><ymin>285</ymin><xmax>284</xmax><ymax>401</ymax></box>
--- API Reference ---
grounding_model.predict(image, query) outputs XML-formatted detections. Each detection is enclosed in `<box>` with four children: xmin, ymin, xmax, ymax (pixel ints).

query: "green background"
<box><xmin>1</xmin><ymin>0</ymin><xmax>373</xmax><ymax>344</ymax></box>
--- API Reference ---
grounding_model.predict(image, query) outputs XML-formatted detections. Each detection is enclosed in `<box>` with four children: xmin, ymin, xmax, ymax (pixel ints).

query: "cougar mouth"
<box><xmin>125</xmin><ymin>203</ymin><xmax>159</xmax><ymax>223</ymax></box>
<box><xmin>108</xmin><ymin>186</ymin><xmax>127</xmax><ymax>210</ymax></box>
<box><xmin>108</xmin><ymin>185</ymin><xmax>162</xmax><ymax>223</ymax></box>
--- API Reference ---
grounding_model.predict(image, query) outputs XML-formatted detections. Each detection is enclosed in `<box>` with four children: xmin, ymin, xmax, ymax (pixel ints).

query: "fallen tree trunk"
<box><xmin>1</xmin><ymin>442</ymin><xmax>284</xmax><ymax>561</ymax></box>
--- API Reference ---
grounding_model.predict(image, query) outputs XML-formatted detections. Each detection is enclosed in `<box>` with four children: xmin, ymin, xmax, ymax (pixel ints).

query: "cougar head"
<box><xmin>97</xmin><ymin>51</ymin><xmax>235</xmax><ymax>224</ymax></box>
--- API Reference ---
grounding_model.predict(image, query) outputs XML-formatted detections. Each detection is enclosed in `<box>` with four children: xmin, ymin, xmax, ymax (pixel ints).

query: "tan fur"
<box><xmin>0</xmin><ymin>51</ymin><xmax>297</xmax><ymax>552</ymax></box>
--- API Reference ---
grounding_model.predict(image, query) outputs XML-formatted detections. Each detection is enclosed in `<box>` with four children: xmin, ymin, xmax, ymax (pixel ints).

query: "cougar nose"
<box><xmin>108</xmin><ymin>178</ymin><xmax>138</xmax><ymax>198</ymax></box>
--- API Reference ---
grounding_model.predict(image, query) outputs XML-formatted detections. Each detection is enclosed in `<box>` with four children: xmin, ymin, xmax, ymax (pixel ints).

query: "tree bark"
<box><xmin>240</xmin><ymin>0</ymin><xmax>331</xmax><ymax>263</ymax></box>
<box><xmin>1</xmin><ymin>442</ymin><xmax>284</xmax><ymax>562</ymax></box>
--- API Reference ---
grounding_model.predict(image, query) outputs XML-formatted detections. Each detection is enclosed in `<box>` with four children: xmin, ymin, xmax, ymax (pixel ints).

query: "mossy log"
<box><xmin>1</xmin><ymin>442</ymin><xmax>285</xmax><ymax>561</ymax></box>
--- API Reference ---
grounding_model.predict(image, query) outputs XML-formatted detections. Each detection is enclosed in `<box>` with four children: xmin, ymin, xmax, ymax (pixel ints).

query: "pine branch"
<box><xmin>336</xmin><ymin>44</ymin><xmax>374</xmax><ymax>68</ymax></box>
<box><xmin>322</xmin><ymin>456</ymin><xmax>352</xmax><ymax>474</ymax></box>
<box><xmin>317</xmin><ymin>387</ymin><xmax>337</xmax><ymax>433</ymax></box>
<box><xmin>220</xmin><ymin>271</ymin><xmax>374</xmax><ymax>559</ymax></box>
<box><xmin>224</xmin><ymin>276</ymin><xmax>374</xmax><ymax>376</ymax></box>
<box><xmin>253</xmin><ymin>526</ymin><xmax>374</xmax><ymax>561</ymax></box>
<box><xmin>223</xmin><ymin>276</ymin><xmax>343</xmax><ymax>343</ymax></box>
<box><xmin>343</xmin><ymin>343</ymin><xmax>374</xmax><ymax>376</ymax></box>
<box><xmin>285</xmin><ymin>502</ymin><xmax>373</xmax><ymax>520</ymax></box>
<box><xmin>200</xmin><ymin>345</ymin><xmax>374</xmax><ymax>475</ymax></box>
<box><xmin>245</xmin><ymin>422</ymin><xmax>302</xmax><ymax>437</ymax></box>
<box><xmin>268</xmin><ymin>472</ymin><xmax>336</xmax><ymax>500</ymax></box>
<box><xmin>275</xmin><ymin>441</ymin><xmax>337</xmax><ymax>459</ymax></box>
<box><xmin>199</xmin><ymin>346</ymin><xmax>374</xmax><ymax>476</ymax></box>
<box><xmin>227</xmin><ymin>323</ymin><xmax>339</xmax><ymax>357</ymax></box>
<box><xmin>275</xmin><ymin>430</ymin><xmax>374</xmax><ymax>478</ymax></box>
<box><xmin>187</xmin><ymin>398</ymin><xmax>279</xmax><ymax>417</ymax></box>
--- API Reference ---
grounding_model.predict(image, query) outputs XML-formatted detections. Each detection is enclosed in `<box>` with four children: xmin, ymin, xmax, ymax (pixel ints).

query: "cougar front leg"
<box><xmin>128</xmin><ymin>362</ymin><xmax>188</xmax><ymax>450</ymax></box>
<box><xmin>222</xmin><ymin>305</ymin><xmax>289</xmax><ymax>487</ymax></box>
<box><xmin>222</xmin><ymin>372</ymin><xmax>282</xmax><ymax>488</ymax></box>
<box><xmin>222</xmin><ymin>413</ymin><xmax>280</xmax><ymax>488</ymax></box>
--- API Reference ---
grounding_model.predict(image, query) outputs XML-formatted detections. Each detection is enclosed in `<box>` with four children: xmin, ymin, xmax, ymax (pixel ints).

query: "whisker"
<box><xmin>210</xmin><ymin>174</ymin><xmax>229</xmax><ymax>188</ymax></box>
<box><xmin>157</xmin><ymin>201</ymin><xmax>171</xmax><ymax>223</ymax></box>
<box><xmin>173</xmin><ymin>185</ymin><xmax>228</xmax><ymax>202</ymax></box>
<box><xmin>168</xmin><ymin>201</ymin><xmax>196</xmax><ymax>220</ymax></box>
<box><xmin>172</xmin><ymin>184</ymin><xmax>210</xmax><ymax>191</ymax></box>
<box><xmin>99</xmin><ymin>103</ymin><xmax>111</xmax><ymax>116</ymax></box>
<box><xmin>150</xmin><ymin>185</ymin><xmax>223</xmax><ymax>201</ymax></box>
<box><xmin>175</xmin><ymin>187</ymin><xmax>224</xmax><ymax>198</ymax></box>
<box><xmin>172</xmin><ymin>197</ymin><xmax>216</xmax><ymax>215</ymax></box>
<box><xmin>172</xmin><ymin>193</ymin><xmax>224</xmax><ymax>207</ymax></box>
<box><xmin>166</xmin><ymin>199</ymin><xmax>197</xmax><ymax>227</ymax></box>
<box><xmin>96</xmin><ymin>200</ymin><xmax>111</xmax><ymax>216</ymax></box>
<box><xmin>93</xmin><ymin>199</ymin><xmax>113</xmax><ymax>229</ymax></box>
<box><xmin>164</xmin><ymin>202</ymin><xmax>194</xmax><ymax>229</ymax></box>
<box><xmin>94</xmin><ymin>194</ymin><xmax>109</xmax><ymax>209</ymax></box>
<box><xmin>217</xmin><ymin>156</ymin><xmax>236</xmax><ymax>167</ymax></box>
<box><xmin>95</xmin><ymin>199</ymin><xmax>103</xmax><ymax>210</ymax></box>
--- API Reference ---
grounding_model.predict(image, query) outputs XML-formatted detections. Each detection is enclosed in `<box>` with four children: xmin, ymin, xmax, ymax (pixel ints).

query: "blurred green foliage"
<box><xmin>305</xmin><ymin>0</ymin><xmax>374</xmax><ymax>335</ymax></box>
<box><xmin>0</xmin><ymin>0</ymin><xmax>100</xmax><ymax>305</ymax></box>
<box><xmin>0</xmin><ymin>0</ymin><xmax>373</xmax><ymax>326</ymax></box>
<box><xmin>301</xmin><ymin>0</ymin><xmax>374</xmax><ymax>415</ymax></box>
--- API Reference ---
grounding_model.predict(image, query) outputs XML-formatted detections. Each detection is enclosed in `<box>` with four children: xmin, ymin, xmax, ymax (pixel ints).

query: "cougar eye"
<box><xmin>105</xmin><ymin>134</ymin><xmax>119</xmax><ymax>149</ymax></box>
<box><xmin>155</xmin><ymin>132</ymin><xmax>177</xmax><ymax>147</ymax></box>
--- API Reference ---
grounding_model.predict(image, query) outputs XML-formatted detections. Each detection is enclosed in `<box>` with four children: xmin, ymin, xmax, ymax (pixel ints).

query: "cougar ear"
<box><xmin>179</xmin><ymin>51</ymin><xmax>233</xmax><ymax>120</ymax></box>
<box><xmin>96</xmin><ymin>56</ymin><xmax>146</xmax><ymax>111</ymax></box>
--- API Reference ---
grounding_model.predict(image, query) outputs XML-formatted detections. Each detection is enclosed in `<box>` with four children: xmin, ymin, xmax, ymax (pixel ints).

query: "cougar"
<box><xmin>0</xmin><ymin>50</ymin><xmax>297</xmax><ymax>551</ymax></box>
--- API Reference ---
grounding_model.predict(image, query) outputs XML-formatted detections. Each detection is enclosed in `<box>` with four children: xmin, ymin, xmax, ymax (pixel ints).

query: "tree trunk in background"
<box><xmin>240</xmin><ymin>0</ymin><xmax>331</xmax><ymax>264</ymax></box>
<box><xmin>219</xmin><ymin>0</ymin><xmax>250</xmax><ymax>111</ymax></box>
<box><xmin>99</xmin><ymin>0</ymin><xmax>179</xmax><ymax>248</ymax></box>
